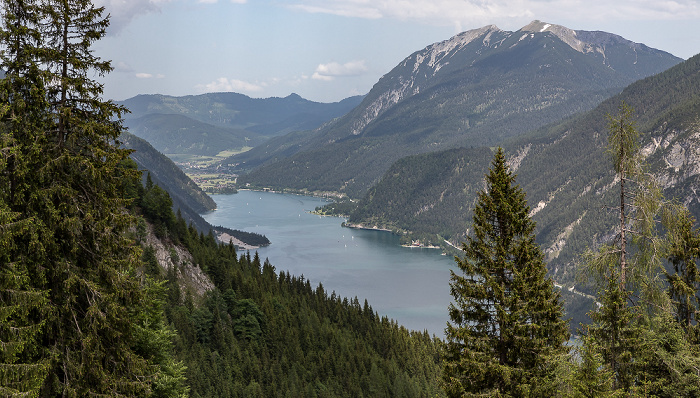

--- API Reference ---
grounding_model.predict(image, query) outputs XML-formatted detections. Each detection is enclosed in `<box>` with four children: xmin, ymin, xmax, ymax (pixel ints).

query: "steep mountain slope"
<box><xmin>120</xmin><ymin>92</ymin><xmax>364</xmax><ymax>137</ymax></box>
<box><xmin>238</xmin><ymin>21</ymin><xmax>681</xmax><ymax>198</ymax></box>
<box><xmin>348</xmin><ymin>53</ymin><xmax>700</xmax><ymax>287</ymax></box>
<box><xmin>121</xmin><ymin>132</ymin><xmax>216</xmax><ymax>223</ymax></box>
<box><xmin>122</xmin><ymin>132</ymin><xmax>270</xmax><ymax>247</ymax></box>
<box><xmin>138</xmin><ymin>197</ymin><xmax>444</xmax><ymax>397</ymax></box>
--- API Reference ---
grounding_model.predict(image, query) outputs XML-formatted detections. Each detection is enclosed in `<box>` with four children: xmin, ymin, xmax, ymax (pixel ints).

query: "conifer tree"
<box><xmin>0</xmin><ymin>0</ymin><xmax>52</xmax><ymax>394</ymax></box>
<box><xmin>578</xmin><ymin>103</ymin><xmax>655</xmax><ymax>393</ymax></box>
<box><xmin>444</xmin><ymin>147</ymin><xmax>568</xmax><ymax>397</ymax></box>
<box><xmin>664</xmin><ymin>206</ymin><xmax>700</xmax><ymax>337</ymax></box>
<box><xmin>1</xmin><ymin>0</ymin><xmax>188</xmax><ymax>395</ymax></box>
<box><xmin>579</xmin><ymin>103</ymin><xmax>700</xmax><ymax>394</ymax></box>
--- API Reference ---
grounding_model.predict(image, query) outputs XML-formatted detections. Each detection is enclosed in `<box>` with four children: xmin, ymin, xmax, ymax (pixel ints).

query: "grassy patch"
<box><xmin>165</xmin><ymin>148</ymin><xmax>253</xmax><ymax>194</ymax></box>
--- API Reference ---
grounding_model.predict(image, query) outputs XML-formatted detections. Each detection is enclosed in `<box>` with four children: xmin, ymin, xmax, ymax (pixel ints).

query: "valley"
<box><xmin>121</xmin><ymin>21</ymin><xmax>700</xmax><ymax>334</ymax></box>
<box><xmin>124</xmin><ymin>22</ymin><xmax>696</xmax><ymax>289</ymax></box>
<box><xmin>4</xmin><ymin>3</ymin><xmax>700</xmax><ymax>394</ymax></box>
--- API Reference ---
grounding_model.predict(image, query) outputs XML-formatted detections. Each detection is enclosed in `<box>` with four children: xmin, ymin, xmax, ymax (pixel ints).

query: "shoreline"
<box><xmin>401</xmin><ymin>244</ymin><xmax>442</xmax><ymax>249</ymax></box>
<box><xmin>238</xmin><ymin>187</ymin><xmax>347</xmax><ymax>201</ymax></box>
<box><xmin>342</xmin><ymin>222</ymin><xmax>393</xmax><ymax>233</ymax></box>
<box><xmin>216</xmin><ymin>231</ymin><xmax>260</xmax><ymax>251</ymax></box>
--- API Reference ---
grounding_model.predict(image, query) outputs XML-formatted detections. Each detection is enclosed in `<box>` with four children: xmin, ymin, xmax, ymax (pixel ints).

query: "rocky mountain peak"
<box><xmin>520</xmin><ymin>20</ymin><xmax>639</xmax><ymax>55</ymax></box>
<box><xmin>520</xmin><ymin>20</ymin><xmax>591</xmax><ymax>53</ymax></box>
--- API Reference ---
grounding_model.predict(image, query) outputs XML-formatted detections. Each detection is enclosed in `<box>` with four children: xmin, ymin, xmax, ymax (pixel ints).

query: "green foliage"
<box><xmin>0</xmin><ymin>2</ymin><xmax>53</xmax><ymax>394</ymax></box>
<box><xmin>140</xmin><ymin>197</ymin><xmax>446</xmax><ymax>397</ymax></box>
<box><xmin>122</xmin><ymin>132</ymin><xmax>217</xmax><ymax>214</ymax></box>
<box><xmin>664</xmin><ymin>205</ymin><xmax>700</xmax><ymax>333</ymax></box>
<box><xmin>212</xmin><ymin>225</ymin><xmax>270</xmax><ymax>248</ymax></box>
<box><xmin>576</xmin><ymin>103</ymin><xmax>700</xmax><ymax>396</ymax></box>
<box><xmin>581</xmin><ymin>264</ymin><xmax>640</xmax><ymax>392</ymax></box>
<box><xmin>444</xmin><ymin>148</ymin><xmax>569</xmax><ymax>397</ymax></box>
<box><xmin>568</xmin><ymin>338</ymin><xmax>617</xmax><ymax>397</ymax></box>
<box><xmin>348</xmin><ymin>147</ymin><xmax>493</xmax><ymax>247</ymax></box>
<box><xmin>142</xmin><ymin>177</ymin><xmax>176</xmax><ymax>238</ymax></box>
<box><xmin>314</xmin><ymin>199</ymin><xmax>358</xmax><ymax>217</ymax></box>
<box><xmin>0</xmin><ymin>0</ymin><xmax>187</xmax><ymax>395</ymax></box>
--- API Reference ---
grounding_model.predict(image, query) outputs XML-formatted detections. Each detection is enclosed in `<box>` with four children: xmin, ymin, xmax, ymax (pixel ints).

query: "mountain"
<box><xmin>122</xmin><ymin>132</ymin><xmax>271</xmax><ymax>247</ymax></box>
<box><xmin>348</xmin><ymin>53</ymin><xmax>700</xmax><ymax>289</ymax></box>
<box><xmin>237</xmin><ymin>21</ymin><xmax>681</xmax><ymax>198</ymax></box>
<box><xmin>124</xmin><ymin>113</ymin><xmax>264</xmax><ymax>157</ymax></box>
<box><xmin>121</xmin><ymin>132</ymin><xmax>215</xmax><ymax>220</ymax></box>
<box><xmin>120</xmin><ymin>92</ymin><xmax>364</xmax><ymax>138</ymax></box>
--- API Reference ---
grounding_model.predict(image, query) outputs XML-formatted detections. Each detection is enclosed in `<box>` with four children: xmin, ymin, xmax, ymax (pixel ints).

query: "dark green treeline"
<box><xmin>135</xmin><ymin>176</ymin><xmax>446</xmax><ymax>397</ymax></box>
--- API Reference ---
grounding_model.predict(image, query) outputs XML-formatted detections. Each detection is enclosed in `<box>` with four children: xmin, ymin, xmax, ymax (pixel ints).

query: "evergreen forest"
<box><xmin>2</xmin><ymin>0</ymin><xmax>700</xmax><ymax>397</ymax></box>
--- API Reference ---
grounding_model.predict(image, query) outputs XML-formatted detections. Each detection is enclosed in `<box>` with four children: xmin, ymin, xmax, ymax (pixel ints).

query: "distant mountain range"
<box><xmin>236</xmin><ymin>21</ymin><xmax>682</xmax><ymax>197</ymax></box>
<box><xmin>119</xmin><ymin>93</ymin><xmax>364</xmax><ymax>158</ymax></box>
<box><xmin>125</xmin><ymin>113</ymin><xmax>262</xmax><ymax>157</ymax></box>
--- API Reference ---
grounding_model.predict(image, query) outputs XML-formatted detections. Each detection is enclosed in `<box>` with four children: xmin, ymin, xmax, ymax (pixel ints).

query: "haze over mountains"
<box><xmin>235</xmin><ymin>21</ymin><xmax>681</xmax><ymax>197</ymax></box>
<box><xmin>120</xmin><ymin>92</ymin><xmax>364</xmax><ymax>157</ymax></box>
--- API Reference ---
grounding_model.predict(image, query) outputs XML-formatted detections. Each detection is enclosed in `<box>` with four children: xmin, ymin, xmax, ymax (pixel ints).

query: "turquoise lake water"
<box><xmin>202</xmin><ymin>190</ymin><xmax>458</xmax><ymax>337</ymax></box>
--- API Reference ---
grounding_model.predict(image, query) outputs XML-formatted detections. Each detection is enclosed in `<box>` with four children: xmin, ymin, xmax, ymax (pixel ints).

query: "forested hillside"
<box><xmin>349</xmin><ymin>147</ymin><xmax>493</xmax><ymax>244</ymax></box>
<box><xmin>122</xmin><ymin>132</ymin><xmax>217</xmax><ymax>214</ymax></box>
<box><xmin>122</xmin><ymin>132</ymin><xmax>270</xmax><ymax>248</ymax></box>
<box><xmin>133</xmin><ymin>176</ymin><xmax>445</xmax><ymax>397</ymax></box>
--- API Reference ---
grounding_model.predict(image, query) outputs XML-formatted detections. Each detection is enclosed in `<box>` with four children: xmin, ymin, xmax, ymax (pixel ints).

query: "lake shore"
<box><xmin>216</xmin><ymin>231</ymin><xmax>260</xmax><ymax>250</ymax></box>
<box><xmin>342</xmin><ymin>222</ymin><xmax>393</xmax><ymax>233</ymax></box>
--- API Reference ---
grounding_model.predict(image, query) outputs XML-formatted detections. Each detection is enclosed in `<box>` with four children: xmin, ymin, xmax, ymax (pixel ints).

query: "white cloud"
<box><xmin>114</xmin><ymin>61</ymin><xmax>134</xmax><ymax>73</ymax></box>
<box><xmin>135</xmin><ymin>73</ymin><xmax>165</xmax><ymax>79</ymax></box>
<box><xmin>290</xmin><ymin>0</ymin><xmax>700</xmax><ymax>28</ymax></box>
<box><xmin>312</xmin><ymin>60</ymin><xmax>368</xmax><ymax>81</ymax></box>
<box><xmin>197</xmin><ymin>77</ymin><xmax>265</xmax><ymax>93</ymax></box>
<box><xmin>95</xmin><ymin>0</ymin><xmax>174</xmax><ymax>34</ymax></box>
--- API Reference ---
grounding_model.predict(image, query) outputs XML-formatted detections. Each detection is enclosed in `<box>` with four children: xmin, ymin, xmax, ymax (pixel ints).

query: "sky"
<box><xmin>93</xmin><ymin>0</ymin><xmax>700</xmax><ymax>103</ymax></box>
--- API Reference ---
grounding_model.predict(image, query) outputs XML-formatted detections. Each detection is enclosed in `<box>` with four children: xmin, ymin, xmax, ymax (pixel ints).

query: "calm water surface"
<box><xmin>202</xmin><ymin>190</ymin><xmax>458</xmax><ymax>337</ymax></box>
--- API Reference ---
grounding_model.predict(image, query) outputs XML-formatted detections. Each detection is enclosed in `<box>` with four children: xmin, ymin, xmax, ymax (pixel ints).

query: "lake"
<box><xmin>202</xmin><ymin>190</ymin><xmax>458</xmax><ymax>337</ymax></box>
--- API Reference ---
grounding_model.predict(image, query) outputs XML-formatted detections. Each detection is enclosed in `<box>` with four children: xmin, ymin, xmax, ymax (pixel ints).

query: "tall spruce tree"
<box><xmin>444</xmin><ymin>147</ymin><xmax>568</xmax><ymax>397</ymax></box>
<box><xmin>0</xmin><ymin>0</ymin><xmax>53</xmax><ymax>394</ymax></box>
<box><xmin>1</xmin><ymin>0</ymin><xmax>187</xmax><ymax>395</ymax></box>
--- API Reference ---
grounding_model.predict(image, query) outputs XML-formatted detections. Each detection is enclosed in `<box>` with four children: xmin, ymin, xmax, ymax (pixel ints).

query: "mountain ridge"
<box><xmin>237</xmin><ymin>21</ymin><xmax>681</xmax><ymax>197</ymax></box>
<box><xmin>120</xmin><ymin>91</ymin><xmax>365</xmax><ymax>137</ymax></box>
<box><xmin>347</xmin><ymin>53</ymin><xmax>700</xmax><ymax>288</ymax></box>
